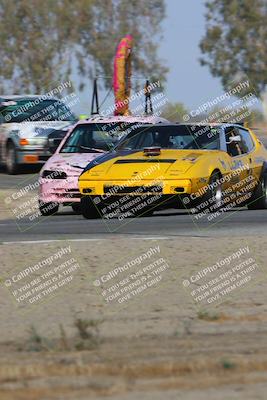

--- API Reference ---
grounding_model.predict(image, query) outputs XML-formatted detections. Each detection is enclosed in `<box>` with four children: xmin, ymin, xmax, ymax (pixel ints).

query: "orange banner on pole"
<box><xmin>113</xmin><ymin>35</ymin><xmax>133</xmax><ymax>116</ymax></box>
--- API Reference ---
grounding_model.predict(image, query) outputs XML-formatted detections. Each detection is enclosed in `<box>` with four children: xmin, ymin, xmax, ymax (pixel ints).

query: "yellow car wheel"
<box><xmin>248</xmin><ymin>173</ymin><xmax>267</xmax><ymax>210</ymax></box>
<box><xmin>80</xmin><ymin>196</ymin><xmax>102</xmax><ymax>219</ymax></box>
<box><xmin>198</xmin><ymin>171</ymin><xmax>223</xmax><ymax>213</ymax></box>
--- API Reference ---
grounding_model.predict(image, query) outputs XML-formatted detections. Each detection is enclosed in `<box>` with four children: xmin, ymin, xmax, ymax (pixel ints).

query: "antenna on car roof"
<box><xmin>144</xmin><ymin>80</ymin><xmax>153</xmax><ymax>115</ymax></box>
<box><xmin>91</xmin><ymin>78</ymin><xmax>100</xmax><ymax>115</ymax></box>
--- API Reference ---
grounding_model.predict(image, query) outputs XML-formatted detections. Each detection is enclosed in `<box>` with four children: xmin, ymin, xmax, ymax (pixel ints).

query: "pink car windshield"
<box><xmin>60</xmin><ymin>122</ymin><xmax>142</xmax><ymax>153</ymax></box>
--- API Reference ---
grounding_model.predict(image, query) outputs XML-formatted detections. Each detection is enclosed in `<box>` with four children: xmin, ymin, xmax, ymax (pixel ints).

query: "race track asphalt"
<box><xmin>1</xmin><ymin>207</ymin><xmax>267</xmax><ymax>243</ymax></box>
<box><xmin>1</xmin><ymin>136</ymin><xmax>267</xmax><ymax>242</ymax></box>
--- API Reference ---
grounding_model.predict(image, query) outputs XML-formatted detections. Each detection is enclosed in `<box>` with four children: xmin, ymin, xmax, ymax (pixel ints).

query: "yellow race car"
<box><xmin>78</xmin><ymin>123</ymin><xmax>267</xmax><ymax>219</ymax></box>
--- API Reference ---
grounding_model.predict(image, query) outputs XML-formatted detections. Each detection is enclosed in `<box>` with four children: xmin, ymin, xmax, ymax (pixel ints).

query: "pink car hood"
<box><xmin>42</xmin><ymin>152</ymin><xmax>104</xmax><ymax>176</ymax></box>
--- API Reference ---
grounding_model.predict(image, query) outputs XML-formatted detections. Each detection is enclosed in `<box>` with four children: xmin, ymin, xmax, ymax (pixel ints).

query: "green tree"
<box><xmin>0</xmin><ymin>0</ymin><xmax>167</xmax><ymax>94</ymax></box>
<box><xmin>161</xmin><ymin>101</ymin><xmax>188</xmax><ymax>122</ymax></box>
<box><xmin>0</xmin><ymin>0</ymin><xmax>77</xmax><ymax>93</ymax></box>
<box><xmin>76</xmin><ymin>0</ymin><xmax>168</xmax><ymax>90</ymax></box>
<box><xmin>199</xmin><ymin>0</ymin><xmax>267</xmax><ymax>97</ymax></box>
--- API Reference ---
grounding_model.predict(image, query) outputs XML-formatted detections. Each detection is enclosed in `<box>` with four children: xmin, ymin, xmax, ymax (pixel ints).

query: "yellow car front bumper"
<box><xmin>78</xmin><ymin>179</ymin><xmax>192</xmax><ymax>196</ymax></box>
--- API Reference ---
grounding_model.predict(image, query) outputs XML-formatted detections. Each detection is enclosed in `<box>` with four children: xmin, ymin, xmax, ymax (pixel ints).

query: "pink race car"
<box><xmin>38</xmin><ymin>115</ymin><xmax>168</xmax><ymax>215</ymax></box>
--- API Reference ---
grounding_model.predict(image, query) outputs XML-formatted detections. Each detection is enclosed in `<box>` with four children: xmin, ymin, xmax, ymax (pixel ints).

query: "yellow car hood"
<box><xmin>81</xmin><ymin>149</ymin><xmax>205</xmax><ymax>181</ymax></box>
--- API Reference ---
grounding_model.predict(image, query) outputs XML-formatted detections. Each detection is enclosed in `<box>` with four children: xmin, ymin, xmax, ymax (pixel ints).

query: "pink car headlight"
<box><xmin>41</xmin><ymin>170</ymin><xmax>67</xmax><ymax>179</ymax></box>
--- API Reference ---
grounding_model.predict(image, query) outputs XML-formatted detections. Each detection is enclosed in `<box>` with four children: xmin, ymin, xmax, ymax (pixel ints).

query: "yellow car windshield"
<box><xmin>116</xmin><ymin>125</ymin><xmax>220</xmax><ymax>151</ymax></box>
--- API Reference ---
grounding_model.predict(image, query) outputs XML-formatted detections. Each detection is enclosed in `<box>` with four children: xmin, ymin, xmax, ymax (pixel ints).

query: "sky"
<box><xmin>159</xmin><ymin>0</ymin><xmax>222</xmax><ymax>108</ymax></box>
<box><xmin>73</xmin><ymin>0</ymin><xmax>224</xmax><ymax>115</ymax></box>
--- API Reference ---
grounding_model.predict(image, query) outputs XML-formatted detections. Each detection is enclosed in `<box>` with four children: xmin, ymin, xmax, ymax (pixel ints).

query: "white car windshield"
<box><xmin>0</xmin><ymin>98</ymin><xmax>76</xmax><ymax>123</ymax></box>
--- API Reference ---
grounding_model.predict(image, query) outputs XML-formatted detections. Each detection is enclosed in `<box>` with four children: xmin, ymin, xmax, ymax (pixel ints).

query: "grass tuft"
<box><xmin>74</xmin><ymin>318</ymin><xmax>102</xmax><ymax>350</ymax></box>
<box><xmin>197</xmin><ymin>310</ymin><xmax>220</xmax><ymax>321</ymax></box>
<box><xmin>221</xmin><ymin>359</ymin><xmax>236</xmax><ymax>369</ymax></box>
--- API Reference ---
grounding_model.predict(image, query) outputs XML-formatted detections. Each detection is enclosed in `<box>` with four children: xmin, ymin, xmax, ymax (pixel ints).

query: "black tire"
<box><xmin>6</xmin><ymin>143</ymin><xmax>19</xmax><ymax>174</ymax></box>
<box><xmin>39</xmin><ymin>201</ymin><xmax>59</xmax><ymax>216</ymax></box>
<box><xmin>248</xmin><ymin>174</ymin><xmax>267</xmax><ymax>210</ymax></box>
<box><xmin>142</xmin><ymin>209</ymin><xmax>154</xmax><ymax>217</ymax></box>
<box><xmin>80</xmin><ymin>196</ymin><xmax>101</xmax><ymax>219</ymax></box>
<box><xmin>71</xmin><ymin>203</ymin><xmax>82</xmax><ymax>214</ymax></box>
<box><xmin>202</xmin><ymin>171</ymin><xmax>223</xmax><ymax>213</ymax></box>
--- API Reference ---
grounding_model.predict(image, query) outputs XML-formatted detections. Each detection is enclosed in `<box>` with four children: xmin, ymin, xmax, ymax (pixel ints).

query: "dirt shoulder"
<box><xmin>0</xmin><ymin>236</ymin><xmax>267</xmax><ymax>399</ymax></box>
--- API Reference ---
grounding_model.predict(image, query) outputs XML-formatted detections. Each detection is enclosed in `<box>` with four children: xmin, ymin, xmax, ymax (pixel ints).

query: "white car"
<box><xmin>0</xmin><ymin>95</ymin><xmax>77</xmax><ymax>174</ymax></box>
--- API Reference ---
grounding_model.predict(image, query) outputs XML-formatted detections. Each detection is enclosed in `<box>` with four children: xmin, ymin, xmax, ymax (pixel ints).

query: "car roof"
<box><xmin>124</xmin><ymin>122</ymin><xmax>245</xmax><ymax>129</ymax></box>
<box><xmin>0</xmin><ymin>95</ymin><xmax>58</xmax><ymax>101</ymax></box>
<box><xmin>175</xmin><ymin>122</ymin><xmax>245</xmax><ymax>128</ymax></box>
<box><xmin>76</xmin><ymin>115</ymin><xmax>170</xmax><ymax>125</ymax></box>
